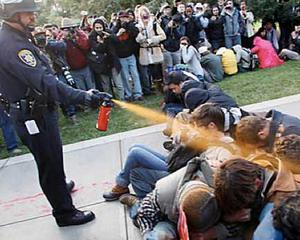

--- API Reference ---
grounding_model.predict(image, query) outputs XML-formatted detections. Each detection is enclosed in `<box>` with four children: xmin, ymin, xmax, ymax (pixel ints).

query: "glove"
<box><xmin>85</xmin><ymin>89</ymin><xmax>112</xmax><ymax>108</ymax></box>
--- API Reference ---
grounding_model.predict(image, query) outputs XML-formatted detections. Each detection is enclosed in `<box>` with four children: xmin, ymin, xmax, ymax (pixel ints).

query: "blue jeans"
<box><xmin>116</xmin><ymin>145</ymin><xmax>168</xmax><ymax>196</ymax></box>
<box><xmin>143</xmin><ymin>221</ymin><xmax>177</xmax><ymax>240</ymax></box>
<box><xmin>0</xmin><ymin>109</ymin><xmax>18</xmax><ymax>151</ymax></box>
<box><xmin>163</xmin><ymin>103</ymin><xmax>184</xmax><ymax>118</ymax></box>
<box><xmin>71</xmin><ymin>66</ymin><xmax>95</xmax><ymax>91</ymax></box>
<box><xmin>130</xmin><ymin>168</ymin><xmax>169</xmax><ymax>198</ymax></box>
<box><xmin>252</xmin><ymin>203</ymin><xmax>283</xmax><ymax>240</ymax></box>
<box><xmin>128</xmin><ymin>202</ymin><xmax>177</xmax><ymax>240</ymax></box>
<box><xmin>225</xmin><ymin>35</ymin><xmax>242</xmax><ymax>48</ymax></box>
<box><xmin>119</xmin><ymin>55</ymin><xmax>143</xmax><ymax>99</ymax></box>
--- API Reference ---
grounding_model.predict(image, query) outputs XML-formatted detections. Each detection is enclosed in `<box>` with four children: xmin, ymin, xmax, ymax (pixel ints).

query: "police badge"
<box><xmin>18</xmin><ymin>49</ymin><xmax>37</xmax><ymax>67</ymax></box>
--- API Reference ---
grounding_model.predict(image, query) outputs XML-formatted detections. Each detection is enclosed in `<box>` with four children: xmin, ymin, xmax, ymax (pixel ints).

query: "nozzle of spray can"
<box><xmin>96</xmin><ymin>99</ymin><xmax>114</xmax><ymax>131</ymax></box>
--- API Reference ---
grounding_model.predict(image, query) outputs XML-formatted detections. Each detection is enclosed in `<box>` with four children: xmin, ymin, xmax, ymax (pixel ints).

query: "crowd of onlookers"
<box><xmin>25</xmin><ymin>0</ymin><xmax>300</xmax><ymax>124</ymax></box>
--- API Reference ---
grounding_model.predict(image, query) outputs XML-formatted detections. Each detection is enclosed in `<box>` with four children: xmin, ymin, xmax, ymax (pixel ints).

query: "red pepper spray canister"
<box><xmin>96</xmin><ymin>100</ymin><xmax>113</xmax><ymax>131</ymax></box>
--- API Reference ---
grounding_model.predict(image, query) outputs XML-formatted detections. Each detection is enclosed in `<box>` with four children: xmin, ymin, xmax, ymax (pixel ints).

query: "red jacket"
<box><xmin>251</xmin><ymin>37</ymin><xmax>284</xmax><ymax>69</ymax></box>
<box><xmin>65</xmin><ymin>30</ymin><xmax>90</xmax><ymax>70</ymax></box>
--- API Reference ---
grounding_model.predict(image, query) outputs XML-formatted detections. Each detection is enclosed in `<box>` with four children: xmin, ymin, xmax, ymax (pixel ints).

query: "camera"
<box><xmin>35</xmin><ymin>34</ymin><xmax>47</xmax><ymax>47</ymax></box>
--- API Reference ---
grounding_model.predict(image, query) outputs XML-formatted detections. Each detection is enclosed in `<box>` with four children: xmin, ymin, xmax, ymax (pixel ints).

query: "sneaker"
<box><xmin>134</xmin><ymin>96</ymin><xmax>144</xmax><ymax>102</ymax></box>
<box><xmin>119</xmin><ymin>194</ymin><xmax>138</xmax><ymax>207</ymax></box>
<box><xmin>69</xmin><ymin>115</ymin><xmax>79</xmax><ymax>125</ymax></box>
<box><xmin>9</xmin><ymin>148</ymin><xmax>22</xmax><ymax>156</ymax></box>
<box><xmin>102</xmin><ymin>185</ymin><xmax>130</xmax><ymax>201</ymax></box>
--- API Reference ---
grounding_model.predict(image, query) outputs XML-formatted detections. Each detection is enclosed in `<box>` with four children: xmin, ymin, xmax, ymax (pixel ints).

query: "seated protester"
<box><xmin>163</xmin><ymin>70</ymin><xmax>214</xmax><ymax>118</ymax></box>
<box><xmin>263</xmin><ymin>18</ymin><xmax>280</xmax><ymax>52</ymax></box>
<box><xmin>103</xmin><ymin>103</ymin><xmax>236</xmax><ymax>201</ymax></box>
<box><xmin>214</xmin><ymin>158</ymin><xmax>300</xmax><ymax>240</ymax></box>
<box><xmin>279</xmin><ymin>18</ymin><xmax>300</xmax><ymax>61</ymax></box>
<box><xmin>179</xmin><ymin>36</ymin><xmax>204</xmax><ymax>81</ymax></box>
<box><xmin>59</xmin><ymin>18</ymin><xmax>94</xmax><ymax>91</ymax></box>
<box><xmin>136</xmin><ymin>6</ymin><xmax>166</xmax><ymax>96</ymax></box>
<box><xmin>88</xmin><ymin>18</ymin><xmax>125</xmax><ymax>100</ymax></box>
<box><xmin>121</xmin><ymin>155</ymin><xmax>247</xmax><ymax>240</ymax></box>
<box><xmin>273</xmin><ymin>190</ymin><xmax>300</xmax><ymax>240</ymax></box>
<box><xmin>126</xmin><ymin>168</ymin><xmax>221</xmax><ymax>240</ymax></box>
<box><xmin>235</xmin><ymin>111</ymin><xmax>300</xmax><ymax>155</ymax></box>
<box><xmin>216</xmin><ymin>47</ymin><xmax>238</xmax><ymax>75</ymax></box>
<box><xmin>231</xmin><ymin>44</ymin><xmax>258</xmax><ymax>72</ymax></box>
<box><xmin>184</xmin><ymin>88</ymin><xmax>247</xmax><ymax>136</ymax></box>
<box><xmin>199</xmin><ymin>46</ymin><xmax>224</xmax><ymax>82</ymax></box>
<box><xmin>251</xmin><ymin>28</ymin><xmax>284</xmax><ymax>69</ymax></box>
<box><xmin>206</xmin><ymin>5</ymin><xmax>225</xmax><ymax>52</ymax></box>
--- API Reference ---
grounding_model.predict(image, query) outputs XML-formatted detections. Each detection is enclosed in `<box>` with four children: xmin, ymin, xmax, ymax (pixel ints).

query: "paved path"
<box><xmin>1</xmin><ymin>94</ymin><xmax>300</xmax><ymax>240</ymax></box>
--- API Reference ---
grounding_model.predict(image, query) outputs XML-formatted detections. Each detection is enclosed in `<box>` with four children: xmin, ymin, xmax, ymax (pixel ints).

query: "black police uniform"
<box><xmin>0</xmin><ymin>22</ymin><xmax>89</xmax><ymax>217</ymax></box>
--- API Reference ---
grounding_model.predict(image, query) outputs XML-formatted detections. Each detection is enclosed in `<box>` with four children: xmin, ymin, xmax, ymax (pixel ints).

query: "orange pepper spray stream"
<box><xmin>112</xmin><ymin>99</ymin><xmax>234</xmax><ymax>154</ymax></box>
<box><xmin>112</xmin><ymin>99</ymin><xmax>168</xmax><ymax>124</ymax></box>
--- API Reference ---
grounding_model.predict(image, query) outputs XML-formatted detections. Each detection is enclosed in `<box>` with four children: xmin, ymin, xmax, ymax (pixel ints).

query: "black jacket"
<box><xmin>112</xmin><ymin>22</ymin><xmax>139</xmax><ymax>58</ymax></box>
<box><xmin>206</xmin><ymin>16</ymin><xmax>225</xmax><ymax>43</ymax></box>
<box><xmin>88</xmin><ymin>30</ymin><xmax>121</xmax><ymax>74</ymax></box>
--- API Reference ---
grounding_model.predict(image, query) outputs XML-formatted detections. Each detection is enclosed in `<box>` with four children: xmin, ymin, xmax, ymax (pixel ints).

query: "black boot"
<box><xmin>55</xmin><ymin>209</ymin><xmax>95</xmax><ymax>227</ymax></box>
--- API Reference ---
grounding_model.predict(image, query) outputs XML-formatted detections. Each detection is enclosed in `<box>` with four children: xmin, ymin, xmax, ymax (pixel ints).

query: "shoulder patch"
<box><xmin>18</xmin><ymin>49</ymin><xmax>37</xmax><ymax>67</ymax></box>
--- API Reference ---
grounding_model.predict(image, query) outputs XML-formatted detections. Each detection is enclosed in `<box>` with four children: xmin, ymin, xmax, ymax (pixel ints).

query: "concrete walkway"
<box><xmin>1</xmin><ymin>94</ymin><xmax>300</xmax><ymax>240</ymax></box>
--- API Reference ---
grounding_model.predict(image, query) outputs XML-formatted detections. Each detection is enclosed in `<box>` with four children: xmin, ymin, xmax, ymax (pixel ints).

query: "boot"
<box><xmin>119</xmin><ymin>194</ymin><xmax>138</xmax><ymax>207</ymax></box>
<box><xmin>103</xmin><ymin>185</ymin><xmax>129</xmax><ymax>201</ymax></box>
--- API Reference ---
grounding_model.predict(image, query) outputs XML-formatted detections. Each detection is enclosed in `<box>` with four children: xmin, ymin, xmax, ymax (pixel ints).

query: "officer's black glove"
<box><xmin>85</xmin><ymin>89</ymin><xmax>113</xmax><ymax>108</ymax></box>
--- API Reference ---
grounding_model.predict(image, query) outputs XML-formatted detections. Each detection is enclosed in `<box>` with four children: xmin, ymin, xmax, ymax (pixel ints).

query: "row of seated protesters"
<box><xmin>102</xmin><ymin>71</ymin><xmax>300</xmax><ymax>240</ymax></box>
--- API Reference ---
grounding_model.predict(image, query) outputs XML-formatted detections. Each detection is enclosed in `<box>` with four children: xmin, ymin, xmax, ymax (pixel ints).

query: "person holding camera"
<box><xmin>161</xmin><ymin>13</ymin><xmax>186</xmax><ymax>74</ymax></box>
<box><xmin>207</xmin><ymin>5</ymin><xmax>225</xmax><ymax>52</ymax></box>
<box><xmin>112</xmin><ymin>11</ymin><xmax>143</xmax><ymax>101</ymax></box>
<box><xmin>221</xmin><ymin>0</ymin><xmax>244</xmax><ymax>48</ymax></box>
<box><xmin>59</xmin><ymin>18</ymin><xmax>94</xmax><ymax>92</ymax></box>
<box><xmin>240</xmin><ymin>1</ymin><xmax>255</xmax><ymax>48</ymax></box>
<box><xmin>136</xmin><ymin>6</ymin><xmax>166</xmax><ymax>95</ymax></box>
<box><xmin>38</xmin><ymin>27</ymin><xmax>80</xmax><ymax>125</ymax></box>
<box><xmin>0</xmin><ymin>0</ymin><xmax>112</xmax><ymax>227</ymax></box>
<box><xmin>88</xmin><ymin>18</ymin><xmax>125</xmax><ymax>100</ymax></box>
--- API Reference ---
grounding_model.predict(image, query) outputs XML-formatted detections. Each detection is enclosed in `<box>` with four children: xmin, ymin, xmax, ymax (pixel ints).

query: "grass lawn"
<box><xmin>1</xmin><ymin>61</ymin><xmax>300</xmax><ymax>159</ymax></box>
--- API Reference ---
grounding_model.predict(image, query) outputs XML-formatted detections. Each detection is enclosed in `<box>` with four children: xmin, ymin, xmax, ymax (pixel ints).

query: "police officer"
<box><xmin>0</xmin><ymin>0</ymin><xmax>112</xmax><ymax>226</ymax></box>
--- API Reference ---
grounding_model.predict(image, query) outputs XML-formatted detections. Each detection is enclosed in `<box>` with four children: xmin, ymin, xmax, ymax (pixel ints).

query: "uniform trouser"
<box><xmin>0</xmin><ymin>108</ymin><xmax>18</xmax><ymax>151</ymax></box>
<box><xmin>10</xmin><ymin>107</ymin><xmax>75</xmax><ymax>217</ymax></box>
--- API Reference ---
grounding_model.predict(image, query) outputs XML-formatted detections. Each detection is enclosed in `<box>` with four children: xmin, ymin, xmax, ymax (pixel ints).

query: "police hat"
<box><xmin>0</xmin><ymin>0</ymin><xmax>40</xmax><ymax>19</ymax></box>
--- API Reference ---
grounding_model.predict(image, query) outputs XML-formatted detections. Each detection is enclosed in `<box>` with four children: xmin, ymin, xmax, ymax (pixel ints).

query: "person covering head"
<box><xmin>178</xmin><ymin>181</ymin><xmax>220</xmax><ymax>233</ymax></box>
<box><xmin>275</xmin><ymin>134</ymin><xmax>300</xmax><ymax>173</ymax></box>
<box><xmin>273</xmin><ymin>190</ymin><xmax>300</xmax><ymax>240</ymax></box>
<box><xmin>184</xmin><ymin>88</ymin><xmax>210</xmax><ymax>111</ymax></box>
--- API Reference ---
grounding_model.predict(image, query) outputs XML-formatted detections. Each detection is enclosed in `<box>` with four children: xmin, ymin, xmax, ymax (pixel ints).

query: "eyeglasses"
<box><xmin>181</xmin><ymin>42</ymin><xmax>188</xmax><ymax>46</ymax></box>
